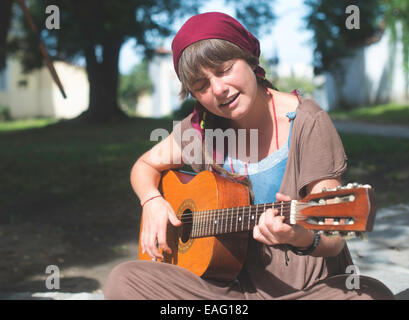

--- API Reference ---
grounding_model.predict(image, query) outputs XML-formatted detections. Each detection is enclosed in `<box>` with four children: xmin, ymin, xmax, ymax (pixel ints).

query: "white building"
<box><xmin>323</xmin><ymin>24</ymin><xmax>408</xmax><ymax>110</ymax></box>
<box><xmin>0</xmin><ymin>58</ymin><xmax>89</xmax><ymax>119</ymax></box>
<box><xmin>137</xmin><ymin>47</ymin><xmax>182</xmax><ymax>118</ymax></box>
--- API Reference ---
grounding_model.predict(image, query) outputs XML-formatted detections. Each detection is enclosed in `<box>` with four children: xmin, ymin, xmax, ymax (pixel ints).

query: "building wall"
<box><xmin>0</xmin><ymin>58</ymin><xmax>88</xmax><ymax>119</ymax></box>
<box><xmin>324</xmin><ymin>25</ymin><xmax>408</xmax><ymax>110</ymax></box>
<box><xmin>137</xmin><ymin>52</ymin><xmax>182</xmax><ymax>118</ymax></box>
<box><xmin>52</xmin><ymin>61</ymin><xmax>89</xmax><ymax>119</ymax></box>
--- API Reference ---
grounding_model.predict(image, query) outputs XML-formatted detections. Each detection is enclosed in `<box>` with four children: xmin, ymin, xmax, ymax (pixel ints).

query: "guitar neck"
<box><xmin>189</xmin><ymin>201</ymin><xmax>294</xmax><ymax>238</ymax></box>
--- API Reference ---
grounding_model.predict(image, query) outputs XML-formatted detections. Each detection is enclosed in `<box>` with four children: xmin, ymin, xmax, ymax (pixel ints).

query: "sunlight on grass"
<box><xmin>329</xmin><ymin>103</ymin><xmax>409</xmax><ymax>125</ymax></box>
<box><xmin>0</xmin><ymin>118</ymin><xmax>57</xmax><ymax>132</ymax></box>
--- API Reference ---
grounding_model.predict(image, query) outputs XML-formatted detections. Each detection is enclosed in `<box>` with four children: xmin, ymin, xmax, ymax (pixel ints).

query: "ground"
<box><xmin>0</xmin><ymin>192</ymin><xmax>141</xmax><ymax>294</ymax></box>
<box><xmin>1</xmin><ymin>119</ymin><xmax>409</xmax><ymax>298</ymax></box>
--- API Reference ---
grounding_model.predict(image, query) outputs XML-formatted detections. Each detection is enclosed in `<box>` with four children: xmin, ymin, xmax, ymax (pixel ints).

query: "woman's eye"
<box><xmin>221</xmin><ymin>64</ymin><xmax>233</xmax><ymax>74</ymax></box>
<box><xmin>193</xmin><ymin>82</ymin><xmax>207</xmax><ymax>92</ymax></box>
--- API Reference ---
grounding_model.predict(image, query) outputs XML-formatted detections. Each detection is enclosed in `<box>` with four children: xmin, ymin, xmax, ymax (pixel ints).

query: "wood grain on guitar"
<box><xmin>138</xmin><ymin>170</ymin><xmax>376</xmax><ymax>281</ymax></box>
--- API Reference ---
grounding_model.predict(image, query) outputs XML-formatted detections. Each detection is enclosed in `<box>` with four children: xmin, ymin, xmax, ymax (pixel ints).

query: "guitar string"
<box><xmin>182</xmin><ymin>205</ymin><xmax>297</xmax><ymax>236</ymax></box>
<box><xmin>189</xmin><ymin>204</ymin><xmax>291</xmax><ymax>238</ymax></box>
<box><xmin>177</xmin><ymin>202</ymin><xmax>295</xmax><ymax>222</ymax></box>
<box><xmin>185</xmin><ymin>203</ymin><xmax>311</xmax><ymax>237</ymax></box>
<box><xmin>190</xmin><ymin>207</ymin><xmax>309</xmax><ymax>238</ymax></box>
<box><xmin>178</xmin><ymin>202</ymin><xmax>312</xmax><ymax>224</ymax></box>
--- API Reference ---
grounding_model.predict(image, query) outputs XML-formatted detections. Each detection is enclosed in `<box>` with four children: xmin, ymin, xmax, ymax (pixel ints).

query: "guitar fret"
<box><xmin>206</xmin><ymin>210</ymin><xmax>209</xmax><ymax>237</ymax></box>
<box><xmin>236</xmin><ymin>207</ymin><xmax>240</xmax><ymax>232</ymax></box>
<box><xmin>193</xmin><ymin>214</ymin><xmax>197</xmax><ymax>238</ymax></box>
<box><xmin>230</xmin><ymin>207</ymin><xmax>233</xmax><ymax>233</ymax></box>
<box><xmin>214</xmin><ymin>208</ymin><xmax>219</xmax><ymax>234</ymax></box>
<box><xmin>241</xmin><ymin>205</ymin><xmax>245</xmax><ymax>232</ymax></box>
<box><xmin>263</xmin><ymin>203</ymin><xmax>266</xmax><ymax>223</ymax></box>
<box><xmin>210</xmin><ymin>210</ymin><xmax>213</xmax><ymax>236</ymax></box>
<box><xmin>199</xmin><ymin>212</ymin><xmax>204</xmax><ymax>236</ymax></box>
<box><xmin>224</xmin><ymin>208</ymin><xmax>227</xmax><ymax>234</ymax></box>
<box><xmin>196</xmin><ymin>211</ymin><xmax>200</xmax><ymax>238</ymax></box>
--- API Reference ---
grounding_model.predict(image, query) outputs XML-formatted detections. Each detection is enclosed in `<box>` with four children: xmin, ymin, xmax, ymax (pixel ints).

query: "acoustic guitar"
<box><xmin>138</xmin><ymin>170</ymin><xmax>376</xmax><ymax>281</ymax></box>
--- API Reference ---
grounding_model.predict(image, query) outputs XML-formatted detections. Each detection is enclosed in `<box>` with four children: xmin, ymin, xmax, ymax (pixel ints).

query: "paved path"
<box><xmin>347</xmin><ymin>203</ymin><xmax>409</xmax><ymax>299</ymax></box>
<box><xmin>333</xmin><ymin>120</ymin><xmax>409</xmax><ymax>139</ymax></box>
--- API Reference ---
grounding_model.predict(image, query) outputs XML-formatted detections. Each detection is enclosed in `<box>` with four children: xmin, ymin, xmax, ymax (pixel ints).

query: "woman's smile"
<box><xmin>220</xmin><ymin>92</ymin><xmax>240</xmax><ymax>108</ymax></box>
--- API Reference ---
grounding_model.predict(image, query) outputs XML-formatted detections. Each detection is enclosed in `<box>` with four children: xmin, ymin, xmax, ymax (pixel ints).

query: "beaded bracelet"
<box><xmin>287</xmin><ymin>231</ymin><xmax>321</xmax><ymax>256</ymax></box>
<box><xmin>141</xmin><ymin>195</ymin><xmax>162</xmax><ymax>208</ymax></box>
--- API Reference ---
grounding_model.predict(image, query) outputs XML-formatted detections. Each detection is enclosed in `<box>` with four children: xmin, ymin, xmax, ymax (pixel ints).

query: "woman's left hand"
<box><xmin>253</xmin><ymin>192</ymin><xmax>313</xmax><ymax>247</ymax></box>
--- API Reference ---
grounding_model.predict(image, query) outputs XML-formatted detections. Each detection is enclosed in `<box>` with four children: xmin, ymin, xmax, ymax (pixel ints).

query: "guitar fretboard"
<box><xmin>188</xmin><ymin>201</ymin><xmax>294</xmax><ymax>238</ymax></box>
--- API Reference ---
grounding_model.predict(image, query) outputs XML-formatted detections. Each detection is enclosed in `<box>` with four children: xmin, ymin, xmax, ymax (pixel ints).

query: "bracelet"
<box><xmin>288</xmin><ymin>231</ymin><xmax>321</xmax><ymax>256</ymax></box>
<box><xmin>141</xmin><ymin>195</ymin><xmax>162</xmax><ymax>208</ymax></box>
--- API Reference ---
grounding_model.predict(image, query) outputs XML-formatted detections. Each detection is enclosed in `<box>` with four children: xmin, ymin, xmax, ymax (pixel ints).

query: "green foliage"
<box><xmin>304</xmin><ymin>0</ymin><xmax>409</xmax><ymax>96</ymax></box>
<box><xmin>8</xmin><ymin>0</ymin><xmax>277</xmax><ymax>73</ymax></box>
<box><xmin>382</xmin><ymin>0</ymin><xmax>409</xmax><ymax>96</ymax></box>
<box><xmin>8</xmin><ymin>0</ymin><xmax>203</xmax><ymax>72</ymax></box>
<box><xmin>0</xmin><ymin>0</ymin><xmax>13</xmax><ymax>69</ymax></box>
<box><xmin>5</xmin><ymin>0</ymin><xmax>278</xmax><ymax>122</ymax></box>
<box><xmin>305</xmin><ymin>0</ymin><xmax>381</xmax><ymax>74</ymax></box>
<box><xmin>119</xmin><ymin>60</ymin><xmax>152</xmax><ymax>115</ymax></box>
<box><xmin>304</xmin><ymin>0</ymin><xmax>384</xmax><ymax>75</ymax></box>
<box><xmin>0</xmin><ymin>104</ymin><xmax>10</xmax><ymax>122</ymax></box>
<box><xmin>225</xmin><ymin>0</ymin><xmax>276</xmax><ymax>37</ymax></box>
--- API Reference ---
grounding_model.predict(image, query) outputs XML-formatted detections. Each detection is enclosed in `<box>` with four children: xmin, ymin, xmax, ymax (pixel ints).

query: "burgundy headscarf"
<box><xmin>172</xmin><ymin>12</ymin><xmax>265</xmax><ymax>80</ymax></box>
<box><xmin>171</xmin><ymin>12</ymin><xmax>266</xmax><ymax>163</ymax></box>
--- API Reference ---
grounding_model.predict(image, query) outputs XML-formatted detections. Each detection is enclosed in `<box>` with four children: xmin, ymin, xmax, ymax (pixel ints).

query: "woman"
<box><xmin>104</xmin><ymin>12</ymin><xmax>394</xmax><ymax>300</ymax></box>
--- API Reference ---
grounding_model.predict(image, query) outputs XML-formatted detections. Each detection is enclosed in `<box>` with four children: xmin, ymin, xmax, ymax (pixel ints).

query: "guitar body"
<box><xmin>138</xmin><ymin>170</ymin><xmax>251</xmax><ymax>281</ymax></box>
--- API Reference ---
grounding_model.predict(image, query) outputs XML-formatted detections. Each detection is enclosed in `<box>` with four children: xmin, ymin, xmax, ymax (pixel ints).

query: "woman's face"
<box><xmin>190</xmin><ymin>58</ymin><xmax>258</xmax><ymax>120</ymax></box>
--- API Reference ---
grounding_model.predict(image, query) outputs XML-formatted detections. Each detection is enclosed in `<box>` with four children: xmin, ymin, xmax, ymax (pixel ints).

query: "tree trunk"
<box><xmin>79</xmin><ymin>37</ymin><xmax>128</xmax><ymax>123</ymax></box>
<box><xmin>0</xmin><ymin>0</ymin><xmax>13</xmax><ymax>70</ymax></box>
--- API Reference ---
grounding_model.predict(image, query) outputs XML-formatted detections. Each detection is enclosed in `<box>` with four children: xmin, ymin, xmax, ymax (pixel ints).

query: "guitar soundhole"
<box><xmin>180</xmin><ymin>209</ymin><xmax>193</xmax><ymax>243</ymax></box>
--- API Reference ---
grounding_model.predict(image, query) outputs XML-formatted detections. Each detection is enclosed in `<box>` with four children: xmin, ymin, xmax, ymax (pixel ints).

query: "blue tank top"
<box><xmin>223</xmin><ymin>111</ymin><xmax>296</xmax><ymax>204</ymax></box>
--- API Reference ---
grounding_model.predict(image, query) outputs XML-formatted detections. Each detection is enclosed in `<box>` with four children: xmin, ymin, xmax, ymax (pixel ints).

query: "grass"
<box><xmin>0</xmin><ymin>117</ymin><xmax>408</xmax><ymax>216</ymax></box>
<box><xmin>0</xmin><ymin>117</ymin><xmax>173</xmax><ymax>224</ymax></box>
<box><xmin>329</xmin><ymin>103</ymin><xmax>409</xmax><ymax>125</ymax></box>
<box><xmin>0</xmin><ymin>118</ymin><xmax>57</xmax><ymax>132</ymax></box>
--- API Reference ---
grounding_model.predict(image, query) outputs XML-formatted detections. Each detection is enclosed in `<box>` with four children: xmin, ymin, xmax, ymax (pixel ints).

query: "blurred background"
<box><xmin>0</xmin><ymin>0</ymin><xmax>408</xmax><ymax>299</ymax></box>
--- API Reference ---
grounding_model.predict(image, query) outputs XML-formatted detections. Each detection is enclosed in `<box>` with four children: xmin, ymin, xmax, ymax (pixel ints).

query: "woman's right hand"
<box><xmin>140</xmin><ymin>196</ymin><xmax>182</xmax><ymax>261</ymax></box>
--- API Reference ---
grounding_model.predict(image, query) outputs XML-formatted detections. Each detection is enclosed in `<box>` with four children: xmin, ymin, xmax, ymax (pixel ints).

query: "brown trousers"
<box><xmin>104</xmin><ymin>260</ymin><xmax>395</xmax><ymax>300</ymax></box>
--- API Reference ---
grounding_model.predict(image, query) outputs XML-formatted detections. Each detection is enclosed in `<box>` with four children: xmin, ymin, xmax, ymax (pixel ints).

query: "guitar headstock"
<box><xmin>296</xmin><ymin>183</ymin><xmax>376</xmax><ymax>238</ymax></box>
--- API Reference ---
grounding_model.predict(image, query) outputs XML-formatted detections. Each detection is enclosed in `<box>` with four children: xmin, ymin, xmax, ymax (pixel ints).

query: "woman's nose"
<box><xmin>210</xmin><ymin>77</ymin><xmax>228</xmax><ymax>97</ymax></box>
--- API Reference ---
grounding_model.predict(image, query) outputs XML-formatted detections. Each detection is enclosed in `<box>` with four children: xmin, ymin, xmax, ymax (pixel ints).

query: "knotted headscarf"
<box><xmin>172</xmin><ymin>12</ymin><xmax>265</xmax><ymax>80</ymax></box>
